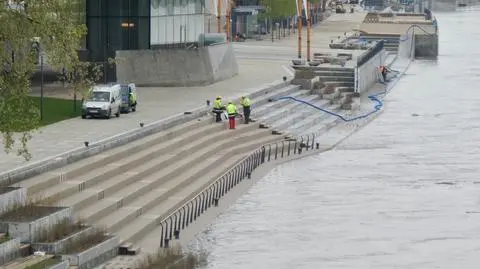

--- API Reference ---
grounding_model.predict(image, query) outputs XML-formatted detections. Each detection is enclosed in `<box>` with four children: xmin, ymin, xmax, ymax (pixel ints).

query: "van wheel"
<box><xmin>81</xmin><ymin>114</ymin><xmax>86</xmax><ymax>119</ymax></box>
<box><xmin>115</xmin><ymin>109</ymin><xmax>120</xmax><ymax>118</ymax></box>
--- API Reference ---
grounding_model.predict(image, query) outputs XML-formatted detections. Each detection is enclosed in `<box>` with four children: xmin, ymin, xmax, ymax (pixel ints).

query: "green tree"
<box><xmin>259</xmin><ymin>0</ymin><xmax>297</xmax><ymax>20</ymax></box>
<box><xmin>0</xmin><ymin>0</ymin><xmax>100</xmax><ymax>160</ymax></box>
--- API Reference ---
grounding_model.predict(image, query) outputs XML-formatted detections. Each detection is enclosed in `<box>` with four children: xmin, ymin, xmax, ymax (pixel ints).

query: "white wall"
<box><xmin>0</xmin><ymin>188</ymin><xmax>26</xmax><ymax>216</ymax></box>
<box><xmin>356</xmin><ymin>49</ymin><xmax>387</xmax><ymax>94</ymax></box>
<box><xmin>398</xmin><ymin>32</ymin><xmax>415</xmax><ymax>59</ymax></box>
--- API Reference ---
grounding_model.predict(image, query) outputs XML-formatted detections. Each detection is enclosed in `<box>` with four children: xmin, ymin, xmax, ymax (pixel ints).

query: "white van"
<box><xmin>81</xmin><ymin>84</ymin><xmax>122</xmax><ymax>119</ymax></box>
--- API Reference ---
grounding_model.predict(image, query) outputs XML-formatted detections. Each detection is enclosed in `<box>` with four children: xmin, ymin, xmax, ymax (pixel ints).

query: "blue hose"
<box><xmin>276</xmin><ymin>24</ymin><xmax>435</xmax><ymax>122</ymax></box>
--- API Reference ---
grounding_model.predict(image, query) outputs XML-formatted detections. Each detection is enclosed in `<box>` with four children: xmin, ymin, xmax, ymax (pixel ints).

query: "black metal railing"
<box><xmin>158</xmin><ymin>133</ymin><xmax>318</xmax><ymax>248</ymax></box>
<box><xmin>356</xmin><ymin>40</ymin><xmax>384</xmax><ymax>67</ymax></box>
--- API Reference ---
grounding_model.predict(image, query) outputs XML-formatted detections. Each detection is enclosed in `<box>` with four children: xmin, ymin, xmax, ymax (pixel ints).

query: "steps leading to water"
<box><xmin>14</xmin><ymin>83</ymin><xmax>330</xmax><ymax>255</ymax></box>
<box><xmin>359</xmin><ymin>34</ymin><xmax>401</xmax><ymax>54</ymax></box>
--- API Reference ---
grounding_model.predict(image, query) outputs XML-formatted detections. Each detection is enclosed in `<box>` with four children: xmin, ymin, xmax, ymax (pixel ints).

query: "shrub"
<box><xmin>35</xmin><ymin>218</ymin><xmax>85</xmax><ymax>243</ymax></box>
<box><xmin>62</xmin><ymin>228</ymin><xmax>109</xmax><ymax>254</ymax></box>
<box><xmin>137</xmin><ymin>247</ymin><xmax>208</xmax><ymax>269</ymax></box>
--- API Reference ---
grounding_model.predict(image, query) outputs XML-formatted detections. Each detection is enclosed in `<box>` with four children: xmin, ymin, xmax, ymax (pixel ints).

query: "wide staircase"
<box><xmin>359</xmin><ymin>33</ymin><xmax>401</xmax><ymax>54</ymax></box>
<box><xmin>251</xmin><ymin>67</ymin><xmax>357</xmax><ymax>138</ymax></box>
<box><xmin>14</xmin><ymin>82</ymin><xmax>346</xmax><ymax>254</ymax></box>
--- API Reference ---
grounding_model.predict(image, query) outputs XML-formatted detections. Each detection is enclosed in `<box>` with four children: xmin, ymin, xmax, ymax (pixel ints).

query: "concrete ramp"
<box><xmin>116</xmin><ymin>43</ymin><xmax>239</xmax><ymax>87</ymax></box>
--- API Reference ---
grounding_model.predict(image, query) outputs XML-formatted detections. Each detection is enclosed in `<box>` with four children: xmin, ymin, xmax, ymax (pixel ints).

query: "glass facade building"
<box><xmin>85</xmin><ymin>0</ymin><xmax>215</xmax><ymax>81</ymax></box>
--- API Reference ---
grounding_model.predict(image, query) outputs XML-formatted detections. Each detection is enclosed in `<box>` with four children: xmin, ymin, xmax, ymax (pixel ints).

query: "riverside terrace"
<box><xmin>0</xmin><ymin>9</ymin><xmax>422</xmax><ymax>269</ymax></box>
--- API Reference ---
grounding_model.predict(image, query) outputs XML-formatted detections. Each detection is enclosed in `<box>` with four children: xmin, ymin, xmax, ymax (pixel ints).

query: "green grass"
<box><xmin>25</xmin><ymin>256</ymin><xmax>62</xmax><ymax>269</ymax></box>
<box><xmin>30</xmin><ymin>96</ymin><xmax>82</xmax><ymax>126</ymax></box>
<box><xmin>0</xmin><ymin>234</ymin><xmax>10</xmax><ymax>244</ymax></box>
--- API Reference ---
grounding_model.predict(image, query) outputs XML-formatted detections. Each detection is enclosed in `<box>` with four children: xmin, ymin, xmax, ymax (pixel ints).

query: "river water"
<box><xmin>195</xmin><ymin>8</ymin><xmax>480</xmax><ymax>269</ymax></box>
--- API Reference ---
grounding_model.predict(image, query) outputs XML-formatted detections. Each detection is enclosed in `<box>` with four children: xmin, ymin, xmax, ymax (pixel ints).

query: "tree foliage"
<box><xmin>259</xmin><ymin>0</ymin><xmax>296</xmax><ymax>19</ymax></box>
<box><xmin>0</xmin><ymin>0</ymin><xmax>99</xmax><ymax>160</ymax></box>
<box><xmin>259</xmin><ymin>0</ymin><xmax>324</xmax><ymax>20</ymax></box>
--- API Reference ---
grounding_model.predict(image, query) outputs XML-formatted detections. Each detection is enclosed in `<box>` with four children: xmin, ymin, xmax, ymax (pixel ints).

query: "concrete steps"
<box><xmin>13</xmin><ymin>83</ymin><xmax>315</xmax><ymax>256</ymax></box>
<box><xmin>55</xmin><ymin>124</ymin><xmax>261</xmax><ymax>211</ymax></box>
<box><xmin>73</xmin><ymin>127</ymin><xmax>270</xmax><ymax>223</ymax></box>
<box><xmin>257</xmin><ymin>94</ymin><xmax>321</xmax><ymax>125</ymax></box>
<box><xmin>114</xmin><ymin>134</ymin><xmax>281</xmax><ymax>244</ymax></box>
<box><xmin>284</xmin><ymin>103</ymin><xmax>340</xmax><ymax>137</ymax></box>
<box><xmin>360</xmin><ymin>34</ymin><xmax>401</xmax><ymax>54</ymax></box>
<box><xmin>269</xmin><ymin>99</ymin><xmax>330</xmax><ymax>133</ymax></box>
<box><xmin>252</xmin><ymin>89</ymin><xmax>310</xmax><ymax>116</ymax></box>
<box><xmin>314</xmin><ymin>71</ymin><xmax>354</xmax><ymax>78</ymax></box>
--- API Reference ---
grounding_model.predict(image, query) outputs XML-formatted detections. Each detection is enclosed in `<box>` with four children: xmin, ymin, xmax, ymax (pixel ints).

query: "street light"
<box><xmin>32</xmin><ymin>39</ymin><xmax>44</xmax><ymax>121</ymax></box>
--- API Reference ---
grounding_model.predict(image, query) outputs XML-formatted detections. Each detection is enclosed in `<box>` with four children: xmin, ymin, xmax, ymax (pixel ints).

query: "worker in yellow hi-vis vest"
<box><xmin>240</xmin><ymin>96</ymin><xmax>252</xmax><ymax>124</ymax></box>
<box><xmin>226</xmin><ymin>101</ymin><xmax>237</xmax><ymax>129</ymax></box>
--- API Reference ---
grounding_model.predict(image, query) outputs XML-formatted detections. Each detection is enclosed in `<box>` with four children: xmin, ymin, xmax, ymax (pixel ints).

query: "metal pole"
<box><xmin>307</xmin><ymin>0</ymin><xmax>311</xmax><ymax>62</ymax></box>
<box><xmin>40</xmin><ymin>54</ymin><xmax>44</xmax><ymax>121</ymax></box>
<box><xmin>270</xmin><ymin>0</ymin><xmax>274</xmax><ymax>42</ymax></box>
<box><xmin>217</xmin><ymin>0</ymin><xmax>221</xmax><ymax>33</ymax></box>
<box><xmin>297</xmin><ymin>0</ymin><xmax>303</xmax><ymax>59</ymax></box>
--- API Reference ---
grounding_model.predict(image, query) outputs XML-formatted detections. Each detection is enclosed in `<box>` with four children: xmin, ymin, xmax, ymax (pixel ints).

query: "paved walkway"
<box><xmin>0</xmin><ymin>11</ymin><xmax>367</xmax><ymax>174</ymax></box>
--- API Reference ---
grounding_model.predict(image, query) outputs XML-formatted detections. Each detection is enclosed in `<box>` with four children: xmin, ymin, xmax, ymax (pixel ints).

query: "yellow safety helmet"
<box><xmin>228</xmin><ymin>100</ymin><xmax>233</xmax><ymax>104</ymax></box>
<box><xmin>216</xmin><ymin>96</ymin><xmax>222</xmax><ymax>99</ymax></box>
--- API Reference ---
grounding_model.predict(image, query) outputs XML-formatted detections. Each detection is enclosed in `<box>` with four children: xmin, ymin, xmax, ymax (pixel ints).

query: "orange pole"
<box><xmin>297</xmin><ymin>0</ymin><xmax>303</xmax><ymax>59</ymax></box>
<box><xmin>226</xmin><ymin>10</ymin><xmax>231</xmax><ymax>41</ymax></box>
<box><xmin>307</xmin><ymin>1</ymin><xmax>311</xmax><ymax>62</ymax></box>
<box><xmin>217</xmin><ymin>0</ymin><xmax>222</xmax><ymax>33</ymax></box>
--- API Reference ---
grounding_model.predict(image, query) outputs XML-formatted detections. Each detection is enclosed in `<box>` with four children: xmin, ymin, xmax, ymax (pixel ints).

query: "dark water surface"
<box><xmin>195</xmin><ymin>8</ymin><xmax>480</xmax><ymax>269</ymax></box>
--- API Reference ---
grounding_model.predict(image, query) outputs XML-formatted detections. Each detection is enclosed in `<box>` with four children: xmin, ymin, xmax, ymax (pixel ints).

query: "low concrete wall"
<box><xmin>48</xmin><ymin>260</ymin><xmax>69</xmax><ymax>269</ymax></box>
<box><xmin>0</xmin><ymin>80</ymin><xmax>290</xmax><ymax>186</ymax></box>
<box><xmin>0</xmin><ymin>238</ymin><xmax>20</xmax><ymax>265</ymax></box>
<box><xmin>31</xmin><ymin>226</ymin><xmax>95</xmax><ymax>254</ymax></box>
<box><xmin>415</xmin><ymin>34</ymin><xmax>438</xmax><ymax>58</ymax></box>
<box><xmin>116</xmin><ymin>43</ymin><xmax>238</xmax><ymax>87</ymax></box>
<box><xmin>0</xmin><ymin>187</ymin><xmax>27</xmax><ymax>215</ymax></box>
<box><xmin>62</xmin><ymin>236</ymin><xmax>119</xmax><ymax>269</ymax></box>
<box><xmin>356</xmin><ymin>49</ymin><xmax>387</xmax><ymax>94</ymax></box>
<box><xmin>0</xmin><ymin>207</ymin><xmax>73</xmax><ymax>243</ymax></box>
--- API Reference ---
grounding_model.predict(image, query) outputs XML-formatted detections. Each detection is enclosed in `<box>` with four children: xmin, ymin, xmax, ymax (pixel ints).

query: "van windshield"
<box><xmin>87</xmin><ymin>91</ymin><xmax>110</xmax><ymax>102</ymax></box>
<box><xmin>120</xmin><ymin>85</ymin><xmax>129</xmax><ymax>96</ymax></box>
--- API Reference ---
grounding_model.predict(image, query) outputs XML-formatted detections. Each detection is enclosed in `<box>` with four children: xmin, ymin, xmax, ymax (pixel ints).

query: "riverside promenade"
<box><xmin>0</xmin><ymin>11</ymin><xmax>367</xmax><ymax>176</ymax></box>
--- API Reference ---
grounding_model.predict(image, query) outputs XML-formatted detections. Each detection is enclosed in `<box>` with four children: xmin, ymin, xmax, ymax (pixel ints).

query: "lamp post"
<box><xmin>306</xmin><ymin>0</ymin><xmax>311</xmax><ymax>62</ymax></box>
<box><xmin>297</xmin><ymin>0</ymin><xmax>303</xmax><ymax>59</ymax></box>
<box><xmin>33</xmin><ymin>40</ymin><xmax>44</xmax><ymax>121</ymax></box>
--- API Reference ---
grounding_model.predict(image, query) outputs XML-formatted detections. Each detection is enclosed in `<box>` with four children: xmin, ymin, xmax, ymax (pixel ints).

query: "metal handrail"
<box><xmin>157</xmin><ymin>132</ymin><xmax>319</xmax><ymax>248</ymax></box>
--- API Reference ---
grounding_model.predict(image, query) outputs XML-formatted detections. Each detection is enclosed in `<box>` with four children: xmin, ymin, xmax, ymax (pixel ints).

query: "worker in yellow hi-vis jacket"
<box><xmin>240</xmin><ymin>96</ymin><xmax>252</xmax><ymax>124</ymax></box>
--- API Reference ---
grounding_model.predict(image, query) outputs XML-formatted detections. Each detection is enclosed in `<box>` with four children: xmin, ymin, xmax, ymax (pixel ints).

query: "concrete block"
<box><xmin>415</xmin><ymin>34</ymin><xmax>438</xmax><ymax>58</ymax></box>
<box><xmin>0</xmin><ymin>206</ymin><xmax>73</xmax><ymax>243</ymax></box>
<box><xmin>356</xmin><ymin>49</ymin><xmax>386</xmax><ymax>94</ymax></box>
<box><xmin>62</xmin><ymin>236</ymin><xmax>119</xmax><ymax>269</ymax></box>
<box><xmin>0</xmin><ymin>187</ymin><xmax>27</xmax><ymax>216</ymax></box>
<box><xmin>291</xmin><ymin>77</ymin><xmax>319</xmax><ymax>90</ymax></box>
<box><xmin>116</xmin><ymin>43</ymin><xmax>238</xmax><ymax>87</ymax></box>
<box><xmin>31</xmin><ymin>226</ymin><xmax>96</xmax><ymax>254</ymax></box>
<box><xmin>0</xmin><ymin>237</ymin><xmax>21</xmax><ymax>265</ymax></box>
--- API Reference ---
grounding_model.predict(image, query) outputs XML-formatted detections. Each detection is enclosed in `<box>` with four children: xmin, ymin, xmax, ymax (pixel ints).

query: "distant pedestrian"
<box><xmin>226</xmin><ymin>101</ymin><xmax>237</xmax><ymax>129</ymax></box>
<box><xmin>240</xmin><ymin>96</ymin><xmax>252</xmax><ymax>124</ymax></box>
<box><xmin>213</xmin><ymin>96</ymin><xmax>224</xmax><ymax>122</ymax></box>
